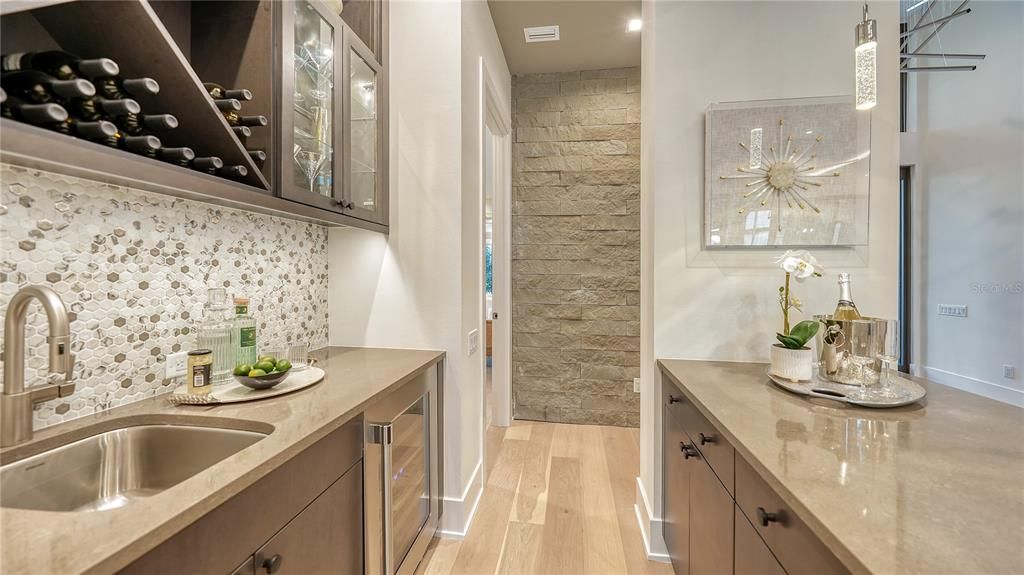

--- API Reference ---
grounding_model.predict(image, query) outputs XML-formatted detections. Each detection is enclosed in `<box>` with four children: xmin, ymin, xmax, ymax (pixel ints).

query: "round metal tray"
<box><xmin>169</xmin><ymin>366</ymin><xmax>325</xmax><ymax>405</ymax></box>
<box><xmin>766</xmin><ymin>368</ymin><xmax>926</xmax><ymax>408</ymax></box>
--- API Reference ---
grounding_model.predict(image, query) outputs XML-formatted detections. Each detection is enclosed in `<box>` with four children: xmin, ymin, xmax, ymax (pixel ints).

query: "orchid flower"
<box><xmin>775</xmin><ymin>250</ymin><xmax>823</xmax><ymax>335</ymax></box>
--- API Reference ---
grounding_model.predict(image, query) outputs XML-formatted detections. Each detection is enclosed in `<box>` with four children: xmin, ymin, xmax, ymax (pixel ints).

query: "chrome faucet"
<box><xmin>1</xmin><ymin>285</ymin><xmax>76</xmax><ymax>447</ymax></box>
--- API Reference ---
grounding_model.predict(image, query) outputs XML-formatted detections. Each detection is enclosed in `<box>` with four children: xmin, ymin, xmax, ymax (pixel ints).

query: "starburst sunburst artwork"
<box><xmin>705</xmin><ymin>97</ymin><xmax>871</xmax><ymax>248</ymax></box>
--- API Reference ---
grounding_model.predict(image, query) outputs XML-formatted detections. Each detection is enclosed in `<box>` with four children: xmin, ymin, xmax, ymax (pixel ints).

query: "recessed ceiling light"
<box><xmin>627</xmin><ymin>19</ymin><xmax>642</xmax><ymax>32</ymax></box>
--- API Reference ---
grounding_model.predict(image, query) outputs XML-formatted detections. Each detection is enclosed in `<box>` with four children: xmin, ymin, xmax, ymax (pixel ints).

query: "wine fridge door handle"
<box><xmin>380</xmin><ymin>423</ymin><xmax>394</xmax><ymax>575</ymax></box>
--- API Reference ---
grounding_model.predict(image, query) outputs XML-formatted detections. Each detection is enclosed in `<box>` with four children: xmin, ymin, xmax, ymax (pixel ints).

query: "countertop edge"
<box><xmin>9</xmin><ymin>348</ymin><xmax>446</xmax><ymax>575</ymax></box>
<box><xmin>656</xmin><ymin>359</ymin><xmax>872</xmax><ymax>575</ymax></box>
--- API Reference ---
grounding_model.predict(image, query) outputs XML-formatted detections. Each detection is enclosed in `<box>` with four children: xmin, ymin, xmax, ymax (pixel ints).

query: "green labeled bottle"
<box><xmin>234</xmin><ymin>296</ymin><xmax>257</xmax><ymax>367</ymax></box>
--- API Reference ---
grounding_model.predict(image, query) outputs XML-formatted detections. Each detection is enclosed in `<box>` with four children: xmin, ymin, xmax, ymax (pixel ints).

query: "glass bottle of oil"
<box><xmin>195</xmin><ymin>288</ymin><xmax>235</xmax><ymax>384</ymax></box>
<box><xmin>833</xmin><ymin>273</ymin><xmax>864</xmax><ymax>320</ymax></box>
<box><xmin>234</xmin><ymin>296</ymin><xmax>257</xmax><ymax>367</ymax></box>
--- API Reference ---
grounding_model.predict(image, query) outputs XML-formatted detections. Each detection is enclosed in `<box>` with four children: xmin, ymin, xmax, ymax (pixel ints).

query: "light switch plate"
<box><xmin>937</xmin><ymin>304</ymin><xmax>968</xmax><ymax>318</ymax></box>
<box><xmin>633</xmin><ymin>377</ymin><xmax>641</xmax><ymax>393</ymax></box>
<box><xmin>1004</xmin><ymin>365</ymin><xmax>1017</xmax><ymax>379</ymax></box>
<box><xmin>468</xmin><ymin>329</ymin><xmax>480</xmax><ymax>356</ymax></box>
<box><xmin>165</xmin><ymin>351</ymin><xmax>188</xmax><ymax>379</ymax></box>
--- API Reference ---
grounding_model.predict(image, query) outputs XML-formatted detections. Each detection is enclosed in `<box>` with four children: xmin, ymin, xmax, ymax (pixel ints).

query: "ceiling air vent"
<box><xmin>524</xmin><ymin>25</ymin><xmax>560</xmax><ymax>43</ymax></box>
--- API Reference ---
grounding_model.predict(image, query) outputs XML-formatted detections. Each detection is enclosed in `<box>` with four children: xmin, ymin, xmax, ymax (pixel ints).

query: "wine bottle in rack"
<box><xmin>60</xmin><ymin>118</ymin><xmax>119</xmax><ymax>141</ymax></box>
<box><xmin>96</xmin><ymin>76</ymin><xmax>160</xmax><ymax>100</ymax></box>
<box><xmin>141</xmin><ymin>114</ymin><xmax>178</xmax><ymax>131</ymax></box>
<box><xmin>247</xmin><ymin>150</ymin><xmax>266</xmax><ymax>165</ymax></box>
<box><xmin>157</xmin><ymin>146</ymin><xmax>195</xmax><ymax>167</ymax></box>
<box><xmin>218</xmin><ymin>165</ymin><xmax>248</xmax><ymax>179</ymax></box>
<box><xmin>232</xmin><ymin>126</ymin><xmax>251</xmax><ymax>138</ymax></box>
<box><xmin>72</xmin><ymin>96</ymin><xmax>140</xmax><ymax>122</ymax></box>
<box><xmin>204</xmin><ymin>82</ymin><xmax>252</xmax><ymax>101</ymax></box>
<box><xmin>118</xmin><ymin>134</ymin><xmax>161</xmax><ymax>156</ymax></box>
<box><xmin>1</xmin><ymin>70</ymin><xmax>96</xmax><ymax>104</ymax></box>
<box><xmin>1</xmin><ymin>94</ymin><xmax>68</xmax><ymax>125</ymax></box>
<box><xmin>235</xmin><ymin>115</ymin><xmax>267</xmax><ymax>127</ymax></box>
<box><xmin>191</xmin><ymin>156</ymin><xmax>223</xmax><ymax>174</ymax></box>
<box><xmin>214</xmin><ymin>98</ymin><xmax>241</xmax><ymax>112</ymax></box>
<box><xmin>2</xmin><ymin>51</ymin><xmax>119</xmax><ymax>80</ymax></box>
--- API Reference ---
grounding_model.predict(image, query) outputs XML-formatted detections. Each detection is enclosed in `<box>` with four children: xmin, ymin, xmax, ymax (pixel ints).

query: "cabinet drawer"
<box><xmin>735</xmin><ymin>456</ymin><xmax>849</xmax><ymax>575</ymax></box>
<box><xmin>689</xmin><ymin>455</ymin><xmax>733</xmax><ymax>575</ymax></box>
<box><xmin>735</xmin><ymin>505</ymin><xmax>785</xmax><ymax>575</ymax></box>
<box><xmin>120</xmin><ymin>418</ymin><xmax>363</xmax><ymax>575</ymax></box>
<box><xmin>664</xmin><ymin>377</ymin><xmax>734</xmax><ymax>496</ymax></box>
<box><xmin>662</xmin><ymin>405</ymin><xmax>691</xmax><ymax>575</ymax></box>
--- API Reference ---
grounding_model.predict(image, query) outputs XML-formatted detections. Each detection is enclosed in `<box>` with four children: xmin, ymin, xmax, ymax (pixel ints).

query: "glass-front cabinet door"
<box><xmin>279</xmin><ymin>0</ymin><xmax>344</xmax><ymax>212</ymax></box>
<box><xmin>343</xmin><ymin>32</ymin><xmax>386</xmax><ymax>224</ymax></box>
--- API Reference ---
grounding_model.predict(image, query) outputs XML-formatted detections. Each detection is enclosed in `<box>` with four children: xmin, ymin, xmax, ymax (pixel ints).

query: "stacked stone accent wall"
<box><xmin>511</xmin><ymin>67</ymin><xmax>641</xmax><ymax>427</ymax></box>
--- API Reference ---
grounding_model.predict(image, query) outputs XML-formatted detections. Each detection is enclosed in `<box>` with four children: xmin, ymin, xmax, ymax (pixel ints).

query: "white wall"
<box><xmin>638</xmin><ymin>0</ymin><xmax>900</xmax><ymax>558</ymax></box>
<box><xmin>329</xmin><ymin>0</ymin><xmax>510</xmax><ymax>538</ymax></box>
<box><xmin>903</xmin><ymin>1</ymin><xmax>1024</xmax><ymax>406</ymax></box>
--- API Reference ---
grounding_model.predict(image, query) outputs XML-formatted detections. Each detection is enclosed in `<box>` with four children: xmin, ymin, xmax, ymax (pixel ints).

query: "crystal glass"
<box><xmin>288</xmin><ymin>344</ymin><xmax>310</xmax><ymax>371</ymax></box>
<box><xmin>292</xmin><ymin>1</ymin><xmax>334</xmax><ymax>197</ymax></box>
<box><xmin>878</xmin><ymin>319</ymin><xmax>900</xmax><ymax>385</ymax></box>
<box><xmin>349</xmin><ymin>48</ymin><xmax>377</xmax><ymax>210</ymax></box>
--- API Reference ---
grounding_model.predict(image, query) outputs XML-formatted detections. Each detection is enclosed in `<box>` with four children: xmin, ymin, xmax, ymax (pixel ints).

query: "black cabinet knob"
<box><xmin>680</xmin><ymin>442</ymin><xmax>699</xmax><ymax>459</ymax></box>
<box><xmin>334</xmin><ymin>199</ymin><xmax>355</xmax><ymax>210</ymax></box>
<box><xmin>668</xmin><ymin>395</ymin><xmax>683</xmax><ymax>404</ymax></box>
<box><xmin>262</xmin><ymin>554</ymin><xmax>282</xmax><ymax>573</ymax></box>
<box><xmin>698</xmin><ymin>432</ymin><xmax>715</xmax><ymax>445</ymax></box>
<box><xmin>757</xmin><ymin>507</ymin><xmax>780</xmax><ymax>527</ymax></box>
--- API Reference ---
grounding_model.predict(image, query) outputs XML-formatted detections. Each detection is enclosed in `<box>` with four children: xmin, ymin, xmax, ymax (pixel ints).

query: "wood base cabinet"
<box><xmin>660</xmin><ymin>368</ymin><xmax>849</xmax><ymax>575</ymax></box>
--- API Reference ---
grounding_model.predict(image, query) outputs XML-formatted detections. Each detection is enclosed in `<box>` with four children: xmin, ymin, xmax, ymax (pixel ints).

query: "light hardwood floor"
<box><xmin>415</xmin><ymin>419</ymin><xmax>673</xmax><ymax>575</ymax></box>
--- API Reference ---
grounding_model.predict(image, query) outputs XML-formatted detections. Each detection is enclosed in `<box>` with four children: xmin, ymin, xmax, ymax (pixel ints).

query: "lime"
<box><xmin>255</xmin><ymin>360</ymin><xmax>275</xmax><ymax>373</ymax></box>
<box><xmin>275</xmin><ymin>359</ymin><xmax>292</xmax><ymax>372</ymax></box>
<box><xmin>258</xmin><ymin>355</ymin><xmax>276</xmax><ymax>363</ymax></box>
<box><xmin>233</xmin><ymin>364</ymin><xmax>252</xmax><ymax>376</ymax></box>
<box><xmin>248</xmin><ymin>368</ymin><xmax>267</xmax><ymax>377</ymax></box>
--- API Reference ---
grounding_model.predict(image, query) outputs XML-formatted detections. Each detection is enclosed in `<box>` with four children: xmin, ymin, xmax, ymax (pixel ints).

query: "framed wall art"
<box><xmin>704</xmin><ymin>96</ymin><xmax>871</xmax><ymax>248</ymax></box>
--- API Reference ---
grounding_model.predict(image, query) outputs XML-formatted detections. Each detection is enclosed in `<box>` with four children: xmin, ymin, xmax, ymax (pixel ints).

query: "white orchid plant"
<box><xmin>775</xmin><ymin>250</ymin><xmax>823</xmax><ymax>349</ymax></box>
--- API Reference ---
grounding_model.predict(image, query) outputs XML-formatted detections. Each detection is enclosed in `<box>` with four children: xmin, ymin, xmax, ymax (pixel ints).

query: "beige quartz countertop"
<box><xmin>658</xmin><ymin>359</ymin><xmax>1024</xmax><ymax>575</ymax></box>
<box><xmin>1</xmin><ymin>346</ymin><xmax>444</xmax><ymax>575</ymax></box>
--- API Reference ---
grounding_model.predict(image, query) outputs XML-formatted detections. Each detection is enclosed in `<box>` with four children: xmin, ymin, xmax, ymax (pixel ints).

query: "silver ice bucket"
<box><xmin>813</xmin><ymin>315</ymin><xmax>888</xmax><ymax>386</ymax></box>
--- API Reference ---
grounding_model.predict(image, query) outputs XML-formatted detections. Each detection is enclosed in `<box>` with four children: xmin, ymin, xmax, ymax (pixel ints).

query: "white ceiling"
<box><xmin>487</xmin><ymin>0</ymin><xmax>642</xmax><ymax>75</ymax></box>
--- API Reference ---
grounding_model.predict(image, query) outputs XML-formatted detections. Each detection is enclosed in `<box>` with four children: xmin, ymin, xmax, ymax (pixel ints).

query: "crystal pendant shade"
<box><xmin>854</xmin><ymin>15</ymin><xmax>877</xmax><ymax>111</ymax></box>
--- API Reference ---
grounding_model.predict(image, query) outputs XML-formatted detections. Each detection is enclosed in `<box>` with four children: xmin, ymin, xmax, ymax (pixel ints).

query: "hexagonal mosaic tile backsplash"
<box><xmin>0</xmin><ymin>163</ymin><xmax>329</xmax><ymax>429</ymax></box>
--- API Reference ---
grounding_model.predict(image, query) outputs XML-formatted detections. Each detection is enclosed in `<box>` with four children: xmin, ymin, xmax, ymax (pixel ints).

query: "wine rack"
<box><xmin>19</xmin><ymin>0</ymin><xmax>269</xmax><ymax>189</ymax></box>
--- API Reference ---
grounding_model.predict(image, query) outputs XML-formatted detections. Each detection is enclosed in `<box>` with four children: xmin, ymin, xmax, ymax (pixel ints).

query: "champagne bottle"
<box><xmin>1</xmin><ymin>70</ymin><xmax>96</xmax><ymax>103</ymax></box>
<box><xmin>218</xmin><ymin>165</ymin><xmax>248</xmax><ymax>179</ymax></box>
<box><xmin>191</xmin><ymin>156</ymin><xmax>223</xmax><ymax>174</ymax></box>
<box><xmin>96</xmin><ymin>76</ymin><xmax>160</xmax><ymax>99</ymax></box>
<box><xmin>2</xmin><ymin>51</ymin><xmax>119</xmax><ymax>80</ymax></box>
<box><xmin>833</xmin><ymin>273</ymin><xmax>863</xmax><ymax>320</ymax></box>
<box><xmin>232</xmin><ymin>125</ymin><xmax>251</xmax><ymax>138</ymax></box>
<box><xmin>157</xmin><ymin>146</ymin><xmax>195</xmax><ymax>166</ymax></box>
<box><xmin>204</xmin><ymin>82</ymin><xmax>252</xmax><ymax>101</ymax></box>
<box><xmin>1</xmin><ymin>94</ymin><xmax>68</xmax><ymax>124</ymax></box>
<box><xmin>247</xmin><ymin>149</ymin><xmax>266</xmax><ymax>165</ymax></box>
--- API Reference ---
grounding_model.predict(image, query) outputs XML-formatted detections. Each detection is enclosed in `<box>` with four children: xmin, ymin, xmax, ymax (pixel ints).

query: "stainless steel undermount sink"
<box><xmin>0</xmin><ymin>422</ymin><xmax>268</xmax><ymax>512</ymax></box>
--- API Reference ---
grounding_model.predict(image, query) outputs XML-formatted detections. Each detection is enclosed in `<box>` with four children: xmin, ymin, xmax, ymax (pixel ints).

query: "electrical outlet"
<box><xmin>468</xmin><ymin>329</ymin><xmax>480</xmax><ymax>356</ymax></box>
<box><xmin>165</xmin><ymin>351</ymin><xmax>188</xmax><ymax>380</ymax></box>
<box><xmin>1004</xmin><ymin>365</ymin><xmax>1017</xmax><ymax>380</ymax></box>
<box><xmin>937</xmin><ymin>304</ymin><xmax>968</xmax><ymax>318</ymax></box>
<box><xmin>633</xmin><ymin>377</ymin><xmax>641</xmax><ymax>393</ymax></box>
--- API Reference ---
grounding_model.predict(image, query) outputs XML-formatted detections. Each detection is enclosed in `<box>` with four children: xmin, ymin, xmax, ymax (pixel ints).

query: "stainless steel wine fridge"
<box><xmin>364</xmin><ymin>364</ymin><xmax>442</xmax><ymax>575</ymax></box>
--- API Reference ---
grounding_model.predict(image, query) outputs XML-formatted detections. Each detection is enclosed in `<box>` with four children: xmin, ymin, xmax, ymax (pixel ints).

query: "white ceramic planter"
<box><xmin>769</xmin><ymin>344</ymin><xmax>813</xmax><ymax>382</ymax></box>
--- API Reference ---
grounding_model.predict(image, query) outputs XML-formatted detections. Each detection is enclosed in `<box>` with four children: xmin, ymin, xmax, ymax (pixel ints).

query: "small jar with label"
<box><xmin>187</xmin><ymin>349</ymin><xmax>214</xmax><ymax>395</ymax></box>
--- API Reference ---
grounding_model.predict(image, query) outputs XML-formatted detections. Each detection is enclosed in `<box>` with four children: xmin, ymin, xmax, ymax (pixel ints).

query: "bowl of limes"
<box><xmin>233</xmin><ymin>354</ymin><xmax>293</xmax><ymax>390</ymax></box>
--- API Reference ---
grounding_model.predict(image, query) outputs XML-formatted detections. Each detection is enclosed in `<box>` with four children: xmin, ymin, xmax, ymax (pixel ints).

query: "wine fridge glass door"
<box><xmin>389</xmin><ymin>396</ymin><xmax>430</xmax><ymax>570</ymax></box>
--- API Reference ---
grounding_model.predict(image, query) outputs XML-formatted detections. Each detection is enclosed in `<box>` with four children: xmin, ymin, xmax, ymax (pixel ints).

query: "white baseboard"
<box><xmin>923</xmin><ymin>366</ymin><xmax>1024</xmax><ymax>407</ymax></box>
<box><xmin>634</xmin><ymin>477</ymin><xmax>669</xmax><ymax>562</ymax></box>
<box><xmin>438</xmin><ymin>460</ymin><xmax>484</xmax><ymax>539</ymax></box>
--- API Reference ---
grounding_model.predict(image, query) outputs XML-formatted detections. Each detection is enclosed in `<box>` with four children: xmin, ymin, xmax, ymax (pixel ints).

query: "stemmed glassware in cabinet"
<box><xmin>291</xmin><ymin>1</ymin><xmax>335</xmax><ymax>198</ymax></box>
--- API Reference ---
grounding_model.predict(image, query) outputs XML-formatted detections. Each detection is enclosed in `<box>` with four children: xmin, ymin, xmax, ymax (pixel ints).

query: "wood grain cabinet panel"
<box><xmin>254</xmin><ymin>461</ymin><xmax>363</xmax><ymax>575</ymax></box>
<box><xmin>689</xmin><ymin>454</ymin><xmax>733</xmax><ymax>575</ymax></box>
<box><xmin>735</xmin><ymin>506</ymin><xmax>786</xmax><ymax>575</ymax></box>
<box><xmin>663</xmin><ymin>405</ymin><xmax>691</xmax><ymax>575</ymax></box>
<box><xmin>735</xmin><ymin>456</ymin><xmax>850</xmax><ymax>575</ymax></box>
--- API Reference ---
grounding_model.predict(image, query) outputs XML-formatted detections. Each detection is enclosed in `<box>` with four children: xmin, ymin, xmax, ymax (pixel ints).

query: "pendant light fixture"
<box><xmin>854</xmin><ymin>2</ymin><xmax>877</xmax><ymax>111</ymax></box>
